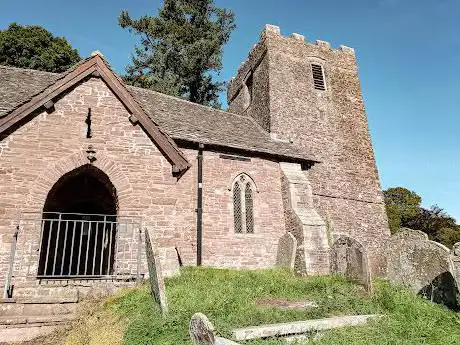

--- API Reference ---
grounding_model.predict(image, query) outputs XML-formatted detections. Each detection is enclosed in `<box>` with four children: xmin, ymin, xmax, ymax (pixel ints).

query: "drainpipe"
<box><xmin>196</xmin><ymin>143</ymin><xmax>204</xmax><ymax>266</ymax></box>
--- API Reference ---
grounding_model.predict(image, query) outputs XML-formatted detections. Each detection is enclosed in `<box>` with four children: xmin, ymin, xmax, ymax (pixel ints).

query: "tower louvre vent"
<box><xmin>311</xmin><ymin>64</ymin><xmax>326</xmax><ymax>91</ymax></box>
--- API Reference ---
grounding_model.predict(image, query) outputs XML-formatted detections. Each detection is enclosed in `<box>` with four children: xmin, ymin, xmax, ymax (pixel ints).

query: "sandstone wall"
<box><xmin>200</xmin><ymin>151</ymin><xmax>285</xmax><ymax>268</ymax></box>
<box><xmin>0</xmin><ymin>77</ymin><xmax>184</xmax><ymax>285</ymax></box>
<box><xmin>0</xmin><ymin>76</ymin><xmax>289</xmax><ymax>289</ymax></box>
<box><xmin>228</xmin><ymin>25</ymin><xmax>390</xmax><ymax>275</ymax></box>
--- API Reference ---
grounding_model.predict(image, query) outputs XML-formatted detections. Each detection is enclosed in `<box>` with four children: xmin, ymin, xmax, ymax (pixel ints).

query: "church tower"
<box><xmin>227</xmin><ymin>25</ymin><xmax>390</xmax><ymax>275</ymax></box>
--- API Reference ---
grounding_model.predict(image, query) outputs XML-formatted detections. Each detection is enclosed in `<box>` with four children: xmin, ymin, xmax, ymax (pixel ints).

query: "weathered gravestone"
<box><xmin>189</xmin><ymin>313</ymin><xmax>241</xmax><ymax>345</ymax></box>
<box><xmin>145</xmin><ymin>228</ymin><xmax>168</xmax><ymax>314</ymax></box>
<box><xmin>386</xmin><ymin>228</ymin><xmax>460</xmax><ymax>310</ymax></box>
<box><xmin>159</xmin><ymin>246</ymin><xmax>181</xmax><ymax>277</ymax></box>
<box><xmin>276</xmin><ymin>232</ymin><xmax>297</xmax><ymax>270</ymax></box>
<box><xmin>450</xmin><ymin>242</ymin><xmax>460</xmax><ymax>284</ymax></box>
<box><xmin>330</xmin><ymin>235</ymin><xmax>371</xmax><ymax>291</ymax></box>
<box><xmin>256</xmin><ymin>298</ymin><xmax>318</xmax><ymax>309</ymax></box>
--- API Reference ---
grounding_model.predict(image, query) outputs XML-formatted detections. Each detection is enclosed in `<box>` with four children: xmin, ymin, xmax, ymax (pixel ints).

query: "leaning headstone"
<box><xmin>145</xmin><ymin>228</ymin><xmax>168</xmax><ymax>314</ymax></box>
<box><xmin>276</xmin><ymin>232</ymin><xmax>297</xmax><ymax>270</ymax></box>
<box><xmin>330</xmin><ymin>235</ymin><xmax>371</xmax><ymax>291</ymax></box>
<box><xmin>386</xmin><ymin>228</ymin><xmax>460</xmax><ymax>310</ymax></box>
<box><xmin>189</xmin><ymin>313</ymin><xmax>241</xmax><ymax>345</ymax></box>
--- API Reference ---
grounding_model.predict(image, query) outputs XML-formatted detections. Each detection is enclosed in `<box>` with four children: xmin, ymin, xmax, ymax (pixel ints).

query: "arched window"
<box><xmin>233</xmin><ymin>183</ymin><xmax>242</xmax><ymax>233</ymax></box>
<box><xmin>232</xmin><ymin>174</ymin><xmax>255</xmax><ymax>233</ymax></box>
<box><xmin>245</xmin><ymin>183</ymin><xmax>254</xmax><ymax>233</ymax></box>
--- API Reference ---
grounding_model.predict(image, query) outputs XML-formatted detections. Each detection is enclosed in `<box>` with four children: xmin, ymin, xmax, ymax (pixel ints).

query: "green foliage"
<box><xmin>119</xmin><ymin>0</ymin><xmax>236</xmax><ymax>107</ymax></box>
<box><xmin>317</xmin><ymin>280</ymin><xmax>460</xmax><ymax>345</ymax></box>
<box><xmin>383</xmin><ymin>187</ymin><xmax>422</xmax><ymax>233</ymax></box>
<box><xmin>105</xmin><ymin>268</ymin><xmax>376</xmax><ymax>345</ymax></box>
<box><xmin>437</xmin><ymin>227</ymin><xmax>460</xmax><ymax>249</ymax></box>
<box><xmin>384</xmin><ymin>187</ymin><xmax>460</xmax><ymax>248</ymax></box>
<box><xmin>405</xmin><ymin>205</ymin><xmax>458</xmax><ymax>243</ymax></box>
<box><xmin>96</xmin><ymin>268</ymin><xmax>460</xmax><ymax>345</ymax></box>
<box><xmin>0</xmin><ymin>23</ymin><xmax>80</xmax><ymax>72</ymax></box>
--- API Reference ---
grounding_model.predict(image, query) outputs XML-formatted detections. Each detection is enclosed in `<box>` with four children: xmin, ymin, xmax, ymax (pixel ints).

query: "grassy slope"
<box><xmin>63</xmin><ymin>268</ymin><xmax>460</xmax><ymax>345</ymax></box>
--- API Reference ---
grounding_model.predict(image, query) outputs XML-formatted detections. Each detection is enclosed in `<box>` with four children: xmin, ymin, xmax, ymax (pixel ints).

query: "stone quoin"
<box><xmin>0</xmin><ymin>25</ymin><xmax>390</xmax><ymax>297</ymax></box>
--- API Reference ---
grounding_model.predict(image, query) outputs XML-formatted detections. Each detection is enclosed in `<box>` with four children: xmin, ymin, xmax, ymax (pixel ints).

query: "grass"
<box><xmin>51</xmin><ymin>267</ymin><xmax>460</xmax><ymax>345</ymax></box>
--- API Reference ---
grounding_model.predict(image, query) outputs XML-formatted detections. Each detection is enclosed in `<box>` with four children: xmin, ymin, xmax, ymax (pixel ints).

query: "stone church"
<box><xmin>0</xmin><ymin>24</ymin><xmax>390</xmax><ymax>297</ymax></box>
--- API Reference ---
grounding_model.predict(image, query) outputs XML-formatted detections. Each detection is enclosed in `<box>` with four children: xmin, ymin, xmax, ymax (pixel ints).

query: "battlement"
<box><xmin>260</xmin><ymin>24</ymin><xmax>355</xmax><ymax>54</ymax></box>
<box><xmin>228</xmin><ymin>24</ymin><xmax>356</xmax><ymax>103</ymax></box>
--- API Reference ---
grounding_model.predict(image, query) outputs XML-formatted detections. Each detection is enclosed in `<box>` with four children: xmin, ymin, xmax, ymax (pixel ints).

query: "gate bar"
<box><xmin>52</xmin><ymin>213</ymin><xmax>62</xmax><ymax>276</ymax></box>
<box><xmin>92</xmin><ymin>224</ymin><xmax>99</xmax><ymax>275</ymax></box>
<box><xmin>77</xmin><ymin>220</ymin><xmax>83</xmax><ymax>275</ymax></box>
<box><xmin>60</xmin><ymin>220</ymin><xmax>69</xmax><ymax>275</ymax></box>
<box><xmin>84</xmin><ymin>221</ymin><xmax>92</xmax><ymax>275</ymax></box>
<box><xmin>69</xmin><ymin>222</ymin><xmax>76</xmax><ymax>275</ymax></box>
<box><xmin>99</xmin><ymin>215</ymin><xmax>107</xmax><ymax>275</ymax></box>
<box><xmin>43</xmin><ymin>220</ymin><xmax>53</xmax><ymax>275</ymax></box>
<box><xmin>107</xmin><ymin>222</ymin><xmax>113</xmax><ymax>275</ymax></box>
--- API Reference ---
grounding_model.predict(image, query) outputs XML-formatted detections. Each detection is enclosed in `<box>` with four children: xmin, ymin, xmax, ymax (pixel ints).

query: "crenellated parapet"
<box><xmin>228</xmin><ymin>24</ymin><xmax>356</xmax><ymax>104</ymax></box>
<box><xmin>259</xmin><ymin>24</ymin><xmax>355</xmax><ymax>54</ymax></box>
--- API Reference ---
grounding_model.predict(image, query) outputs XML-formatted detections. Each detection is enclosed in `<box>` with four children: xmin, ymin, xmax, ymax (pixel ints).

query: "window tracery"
<box><xmin>232</xmin><ymin>174</ymin><xmax>255</xmax><ymax>233</ymax></box>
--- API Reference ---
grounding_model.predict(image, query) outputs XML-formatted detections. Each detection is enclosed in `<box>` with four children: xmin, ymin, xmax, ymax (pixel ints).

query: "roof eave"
<box><xmin>173</xmin><ymin>138</ymin><xmax>320</xmax><ymax>165</ymax></box>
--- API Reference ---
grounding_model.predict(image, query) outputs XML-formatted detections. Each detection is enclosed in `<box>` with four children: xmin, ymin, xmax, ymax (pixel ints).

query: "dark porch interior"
<box><xmin>38</xmin><ymin>165</ymin><xmax>118</xmax><ymax>277</ymax></box>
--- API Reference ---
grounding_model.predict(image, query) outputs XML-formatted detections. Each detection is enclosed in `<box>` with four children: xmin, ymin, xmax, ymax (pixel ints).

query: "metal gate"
<box><xmin>4</xmin><ymin>212</ymin><xmax>144</xmax><ymax>296</ymax></box>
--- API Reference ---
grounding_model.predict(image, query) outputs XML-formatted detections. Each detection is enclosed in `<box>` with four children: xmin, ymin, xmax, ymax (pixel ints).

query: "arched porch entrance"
<box><xmin>38</xmin><ymin>164</ymin><xmax>118</xmax><ymax>278</ymax></box>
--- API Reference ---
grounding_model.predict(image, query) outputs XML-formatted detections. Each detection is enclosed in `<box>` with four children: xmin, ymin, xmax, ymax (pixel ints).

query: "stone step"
<box><xmin>1</xmin><ymin>295</ymin><xmax>78</xmax><ymax>304</ymax></box>
<box><xmin>10</xmin><ymin>286</ymin><xmax>80</xmax><ymax>300</ymax></box>
<box><xmin>0</xmin><ymin>297</ymin><xmax>78</xmax><ymax>317</ymax></box>
<box><xmin>0</xmin><ymin>325</ymin><xmax>61</xmax><ymax>343</ymax></box>
<box><xmin>0</xmin><ymin>315</ymin><xmax>76</xmax><ymax>343</ymax></box>
<box><xmin>232</xmin><ymin>314</ymin><xmax>381</xmax><ymax>341</ymax></box>
<box><xmin>11</xmin><ymin>281</ymin><xmax>134</xmax><ymax>300</ymax></box>
<box><xmin>0</xmin><ymin>313</ymin><xmax>76</xmax><ymax>327</ymax></box>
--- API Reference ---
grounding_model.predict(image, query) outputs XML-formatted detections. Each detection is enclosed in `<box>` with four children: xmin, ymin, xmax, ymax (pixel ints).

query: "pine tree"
<box><xmin>119</xmin><ymin>0</ymin><xmax>235</xmax><ymax>107</ymax></box>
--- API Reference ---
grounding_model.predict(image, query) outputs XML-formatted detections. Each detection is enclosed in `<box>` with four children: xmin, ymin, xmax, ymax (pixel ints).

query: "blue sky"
<box><xmin>1</xmin><ymin>1</ymin><xmax>460</xmax><ymax>219</ymax></box>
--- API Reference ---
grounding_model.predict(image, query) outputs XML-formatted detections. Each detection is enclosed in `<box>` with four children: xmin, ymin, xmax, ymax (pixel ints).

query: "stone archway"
<box><xmin>43</xmin><ymin>164</ymin><xmax>117</xmax><ymax>215</ymax></box>
<box><xmin>38</xmin><ymin>164</ymin><xmax>118</xmax><ymax>278</ymax></box>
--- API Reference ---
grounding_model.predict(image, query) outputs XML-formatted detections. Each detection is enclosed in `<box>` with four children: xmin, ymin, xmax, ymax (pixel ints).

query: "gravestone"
<box><xmin>256</xmin><ymin>298</ymin><xmax>318</xmax><ymax>309</ymax></box>
<box><xmin>330</xmin><ymin>236</ymin><xmax>371</xmax><ymax>291</ymax></box>
<box><xmin>386</xmin><ymin>228</ymin><xmax>460</xmax><ymax>310</ymax></box>
<box><xmin>189</xmin><ymin>313</ymin><xmax>241</xmax><ymax>345</ymax></box>
<box><xmin>159</xmin><ymin>246</ymin><xmax>181</xmax><ymax>277</ymax></box>
<box><xmin>145</xmin><ymin>228</ymin><xmax>168</xmax><ymax>314</ymax></box>
<box><xmin>451</xmin><ymin>243</ymin><xmax>460</xmax><ymax>284</ymax></box>
<box><xmin>276</xmin><ymin>232</ymin><xmax>297</xmax><ymax>270</ymax></box>
<box><xmin>190</xmin><ymin>313</ymin><xmax>216</xmax><ymax>345</ymax></box>
<box><xmin>452</xmin><ymin>242</ymin><xmax>460</xmax><ymax>257</ymax></box>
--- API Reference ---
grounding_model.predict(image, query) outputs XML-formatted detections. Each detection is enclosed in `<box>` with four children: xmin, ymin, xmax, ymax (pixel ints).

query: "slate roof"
<box><xmin>0</xmin><ymin>64</ymin><xmax>316</xmax><ymax>163</ymax></box>
<box><xmin>0</xmin><ymin>66</ymin><xmax>60</xmax><ymax>116</ymax></box>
